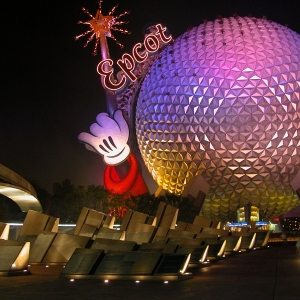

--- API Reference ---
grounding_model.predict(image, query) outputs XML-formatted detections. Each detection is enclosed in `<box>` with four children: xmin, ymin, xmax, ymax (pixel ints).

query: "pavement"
<box><xmin>1</xmin><ymin>243</ymin><xmax>300</xmax><ymax>300</ymax></box>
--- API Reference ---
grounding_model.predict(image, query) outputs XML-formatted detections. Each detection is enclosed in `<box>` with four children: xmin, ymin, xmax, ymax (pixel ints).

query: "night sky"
<box><xmin>1</xmin><ymin>0</ymin><xmax>300</xmax><ymax>193</ymax></box>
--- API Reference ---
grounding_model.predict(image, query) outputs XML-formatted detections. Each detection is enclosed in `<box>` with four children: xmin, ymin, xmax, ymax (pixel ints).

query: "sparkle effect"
<box><xmin>135</xmin><ymin>17</ymin><xmax>300</xmax><ymax>221</ymax></box>
<box><xmin>75</xmin><ymin>1</ymin><xmax>130</xmax><ymax>55</ymax></box>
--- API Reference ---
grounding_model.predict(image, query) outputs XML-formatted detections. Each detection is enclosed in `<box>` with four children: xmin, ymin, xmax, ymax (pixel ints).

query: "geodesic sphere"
<box><xmin>135</xmin><ymin>17</ymin><xmax>300</xmax><ymax>221</ymax></box>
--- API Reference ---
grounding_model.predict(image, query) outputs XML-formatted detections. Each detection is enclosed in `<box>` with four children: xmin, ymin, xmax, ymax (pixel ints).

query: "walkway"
<box><xmin>1</xmin><ymin>243</ymin><xmax>300</xmax><ymax>300</ymax></box>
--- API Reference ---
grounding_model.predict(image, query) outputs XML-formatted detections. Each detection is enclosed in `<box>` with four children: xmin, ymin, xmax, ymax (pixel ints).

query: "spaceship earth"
<box><xmin>135</xmin><ymin>16</ymin><xmax>300</xmax><ymax>221</ymax></box>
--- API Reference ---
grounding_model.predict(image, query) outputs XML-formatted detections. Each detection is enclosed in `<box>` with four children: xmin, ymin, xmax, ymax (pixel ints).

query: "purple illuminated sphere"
<box><xmin>135</xmin><ymin>17</ymin><xmax>300</xmax><ymax>221</ymax></box>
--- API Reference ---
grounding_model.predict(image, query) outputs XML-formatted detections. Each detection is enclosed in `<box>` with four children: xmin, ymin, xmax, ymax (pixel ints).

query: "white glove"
<box><xmin>78</xmin><ymin>110</ymin><xmax>130</xmax><ymax>165</ymax></box>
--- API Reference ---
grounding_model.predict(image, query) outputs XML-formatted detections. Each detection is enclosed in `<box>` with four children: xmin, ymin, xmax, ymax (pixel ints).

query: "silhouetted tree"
<box><xmin>129</xmin><ymin>192</ymin><xmax>199</xmax><ymax>223</ymax></box>
<box><xmin>0</xmin><ymin>194</ymin><xmax>22</xmax><ymax>221</ymax></box>
<box><xmin>49</xmin><ymin>180</ymin><xmax>111</xmax><ymax>222</ymax></box>
<box><xmin>50</xmin><ymin>179</ymin><xmax>77</xmax><ymax>222</ymax></box>
<box><xmin>30</xmin><ymin>180</ymin><xmax>52</xmax><ymax>214</ymax></box>
<box><xmin>12</xmin><ymin>178</ymin><xmax>199</xmax><ymax>225</ymax></box>
<box><xmin>86</xmin><ymin>185</ymin><xmax>109</xmax><ymax>213</ymax></box>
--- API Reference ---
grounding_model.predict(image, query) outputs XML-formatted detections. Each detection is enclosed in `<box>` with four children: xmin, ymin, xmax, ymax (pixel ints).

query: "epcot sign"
<box><xmin>97</xmin><ymin>24</ymin><xmax>172</xmax><ymax>91</ymax></box>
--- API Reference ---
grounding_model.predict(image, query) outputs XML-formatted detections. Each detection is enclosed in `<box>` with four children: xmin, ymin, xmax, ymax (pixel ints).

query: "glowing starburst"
<box><xmin>75</xmin><ymin>1</ymin><xmax>131</xmax><ymax>55</ymax></box>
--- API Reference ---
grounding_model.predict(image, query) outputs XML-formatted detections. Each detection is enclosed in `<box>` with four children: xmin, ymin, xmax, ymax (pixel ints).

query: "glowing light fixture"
<box><xmin>179</xmin><ymin>253</ymin><xmax>191</xmax><ymax>274</ymax></box>
<box><xmin>75</xmin><ymin>1</ymin><xmax>130</xmax><ymax>55</ymax></box>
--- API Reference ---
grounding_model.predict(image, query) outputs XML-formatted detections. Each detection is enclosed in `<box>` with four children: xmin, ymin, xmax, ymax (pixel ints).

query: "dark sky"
<box><xmin>1</xmin><ymin>0</ymin><xmax>300</xmax><ymax>193</ymax></box>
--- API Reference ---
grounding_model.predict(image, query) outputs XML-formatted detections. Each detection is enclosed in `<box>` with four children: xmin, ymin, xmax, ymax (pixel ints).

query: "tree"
<box><xmin>50</xmin><ymin>179</ymin><xmax>78</xmax><ymax>222</ymax></box>
<box><xmin>30</xmin><ymin>180</ymin><xmax>52</xmax><ymax>214</ymax></box>
<box><xmin>49</xmin><ymin>180</ymin><xmax>111</xmax><ymax>223</ymax></box>
<box><xmin>130</xmin><ymin>193</ymin><xmax>160</xmax><ymax>216</ymax></box>
<box><xmin>107</xmin><ymin>192</ymin><xmax>131</xmax><ymax>224</ymax></box>
<box><xmin>86</xmin><ymin>185</ymin><xmax>109</xmax><ymax>213</ymax></box>
<box><xmin>128</xmin><ymin>192</ymin><xmax>199</xmax><ymax>223</ymax></box>
<box><xmin>0</xmin><ymin>194</ymin><xmax>23</xmax><ymax>221</ymax></box>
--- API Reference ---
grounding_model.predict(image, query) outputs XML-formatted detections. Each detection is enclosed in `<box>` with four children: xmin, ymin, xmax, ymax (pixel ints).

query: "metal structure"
<box><xmin>0</xmin><ymin>164</ymin><xmax>42</xmax><ymax>212</ymax></box>
<box><xmin>135</xmin><ymin>17</ymin><xmax>300</xmax><ymax>221</ymax></box>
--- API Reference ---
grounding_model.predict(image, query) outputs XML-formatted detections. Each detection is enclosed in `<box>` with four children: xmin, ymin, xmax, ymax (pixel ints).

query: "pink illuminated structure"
<box><xmin>135</xmin><ymin>16</ymin><xmax>300</xmax><ymax>221</ymax></box>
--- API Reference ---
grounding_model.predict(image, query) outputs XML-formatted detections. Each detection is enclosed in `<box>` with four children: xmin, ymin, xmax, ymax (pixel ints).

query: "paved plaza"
<box><xmin>1</xmin><ymin>243</ymin><xmax>300</xmax><ymax>300</ymax></box>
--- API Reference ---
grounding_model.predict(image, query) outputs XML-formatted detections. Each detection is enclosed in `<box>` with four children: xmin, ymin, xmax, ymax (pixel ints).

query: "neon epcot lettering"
<box><xmin>97</xmin><ymin>24</ymin><xmax>172</xmax><ymax>91</ymax></box>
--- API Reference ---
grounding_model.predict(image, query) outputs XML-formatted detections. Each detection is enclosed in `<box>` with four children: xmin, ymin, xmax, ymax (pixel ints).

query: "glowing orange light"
<box><xmin>75</xmin><ymin>1</ymin><xmax>130</xmax><ymax>55</ymax></box>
